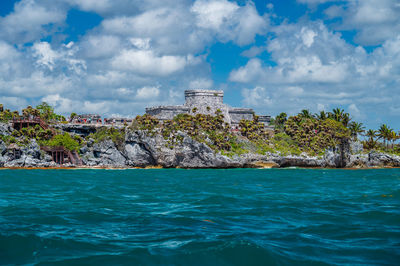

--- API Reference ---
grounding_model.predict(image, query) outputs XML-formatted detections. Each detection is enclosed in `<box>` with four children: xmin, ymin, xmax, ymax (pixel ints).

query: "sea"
<box><xmin>0</xmin><ymin>168</ymin><xmax>399</xmax><ymax>265</ymax></box>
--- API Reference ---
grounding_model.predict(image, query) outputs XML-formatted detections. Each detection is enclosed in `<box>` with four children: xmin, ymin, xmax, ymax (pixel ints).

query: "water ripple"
<box><xmin>0</xmin><ymin>169</ymin><xmax>399</xmax><ymax>265</ymax></box>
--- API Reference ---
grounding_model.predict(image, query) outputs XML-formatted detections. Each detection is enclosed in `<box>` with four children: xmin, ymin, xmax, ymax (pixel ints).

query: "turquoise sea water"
<box><xmin>0</xmin><ymin>169</ymin><xmax>399</xmax><ymax>265</ymax></box>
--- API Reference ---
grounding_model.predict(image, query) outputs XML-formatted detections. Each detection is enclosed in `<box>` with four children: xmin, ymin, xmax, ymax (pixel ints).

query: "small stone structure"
<box><xmin>104</xmin><ymin>117</ymin><xmax>133</xmax><ymax>125</ymax></box>
<box><xmin>71</xmin><ymin>114</ymin><xmax>102</xmax><ymax>124</ymax></box>
<box><xmin>146</xmin><ymin>89</ymin><xmax>271</xmax><ymax>127</ymax></box>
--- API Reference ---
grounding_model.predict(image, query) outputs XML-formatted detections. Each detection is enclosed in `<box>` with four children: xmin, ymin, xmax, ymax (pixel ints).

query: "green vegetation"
<box><xmin>0</xmin><ymin>102</ymin><xmax>65</xmax><ymax>123</ymax></box>
<box><xmin>89</xmin><ymin>127</ymin><xmax>125</xmax><ymax>150</ymax></box>
<box><xmin>1</xmin><ymin>101</ymin><xmax>400</xmax><ymax>158</ymax></box>
<box><xmin>43</xmin><ymin>133</ymin><xmax>80</xmax><ymax>152</ymax></box>
<box><xmin>284</xmin><ymin>115</ymin><xmax>350</xmax><ymax>154</ymax></box>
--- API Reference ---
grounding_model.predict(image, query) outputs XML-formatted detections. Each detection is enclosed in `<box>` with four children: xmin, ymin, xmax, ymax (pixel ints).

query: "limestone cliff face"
<box><xmin>80</xmin><ymin>130</ymin><xmax>236</xmax><ymax>168</ymax></box>
<box><xmin>1</xmin><ymin>122</ymin><xmax>400</xmax><ymax>168</ymax></box>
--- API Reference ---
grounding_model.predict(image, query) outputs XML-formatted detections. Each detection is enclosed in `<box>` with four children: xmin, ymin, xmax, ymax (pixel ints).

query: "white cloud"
<box><xmin>189</xmin><ymin>78</ymin><xmax>214</xmax><ymax>89</ymax></box>
<box><xmin>32</xmin><ymin>41</ymin><xmax>86</xmax><ymax>74</ymax></box>
<box><xmin>283</xmin><ymin>86</ymin><xmax>304</xmax><ymax>96</ymax></box>
<box><xmin>229</xmin><ymin>59</ymin><xmax>266</xmax><ymax>83</ymax></box>
<box><xmin>297</xmin><ymin>0</ymin><xmax>333</xmax><ymax>4</ymax></box>
<box><xmin>0</xmin><ymin>0</ymin><xmax>66</xmax><ymax>44</ymax></box>
<box><xmin>136</xmin><ymin>86</ymin><xmax>160</xmax><ymax>100</ymax></box>
<box><xmin>67</xmin><ymin>0</ymin><xmax>111</xmax><ymax>13</ymax></box>
<box><xmin>325</xmin><ymin>0</ymin><xmax>400</xmax><ymax>46</ymax></box>
<box><xmin>242</xmin><ymin>86</ymin><xmax>272</xmax><ymax>107</ymax></box>
<box><xmin>111</xmin><ymin>49</ymin><xmax>189</xmax><ymax>76</ymax></box>
<box><xmin>230</xmin><ymin>19</ymin><xmax>400</xmax><ymax>126</ymax></box>
<box><xmin>191</xmin><ymin>0</ymin><xmax>239</xmax><ymax>30</ymax></box>
<box><xmin>349</xmin><ymin>103</ymin><xmax>362</xmax><ymax>119</ymax></box>
<box><xmin>32</xmin><ymin>42</ymin><xmax>60</xmax><ymax>71</ymax></box>
<box><xmin>130</xmin><ymin>38</ymin><xmax>151</xmax><ymax>50</ymax></box>
<box><xmin>81</xmin><ymin>35</ymin><xmax>122</xmax><ymax>59</ymax></box>
<box><xmin>299</xmin><ymin>27</ymin><xmax>317</xmax><ymax>47</ymax></box>
<box><xmin>191</xmin><ymin>0</ymin><xmax>267</xmax><ymax>45</ymax></box>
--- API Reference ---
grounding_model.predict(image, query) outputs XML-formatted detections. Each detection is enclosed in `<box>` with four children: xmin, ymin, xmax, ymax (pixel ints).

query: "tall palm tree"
<box><xmin>349</xmin><ymin>122</ymin><xmax>365</xmax><ymax>141</ymax></box>
<box><xmin>388</xmin><ymin>130</ymin><xmax>397</xmax><ymax>149</ymax></box>
<box><xmin>377</xmin><ymin>124</ymin><xmax>391</xmax><ymax>149</ymax></box>
<box><xmin>366</xmin><ymin>129</ymin><xmax>376</xmax><ymax>141</ymax></box>
<box><xmin>299</xmin><ymin>109</ymin><xmax>313</xmax><ymax>119</ymax></box>
<box><xmin>328</xmin><ymin>108</ymin><xmax>351</xmax><ymax>126</ymax></box>
<box><xmin>331</xmin><ymin>108</ymin><xmax>344</xmax><ymax>121</ymax></box>
<box><xmin>341</xmin><ymin>113</ymin><xmax>351</xmax><ymax>127</ymax></box>
<box><xmin>315</xmin><ymin>110</ymin><xmax>327</xmax><ymax>120</ymax></box>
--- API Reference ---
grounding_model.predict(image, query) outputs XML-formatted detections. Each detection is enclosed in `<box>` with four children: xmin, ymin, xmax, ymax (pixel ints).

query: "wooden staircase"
<box><xmin>12</xmin><ymin>117</ymin><xmax>56</xmax><ymax>134</ymax></box>
<box><xmin>41</xmin><ymin>146</ymin><xmax>83</xmax><ymax>166</ymax></box>
<box><xmin>67</xmin><ymin>150</ymin><xmax>83</xmax><ymax>166</ymax></box>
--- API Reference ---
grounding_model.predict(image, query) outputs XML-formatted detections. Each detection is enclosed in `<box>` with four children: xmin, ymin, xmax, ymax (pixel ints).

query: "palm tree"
<box><xmin>274</xmin><ymin>112</ymin><xmax>287</xmax><ymax>131</ymax></box>
<box><xmin>388</xmin><ymin>130</ymin><xmax>397</xmax><ymax>149</ymax></box>
<box><xmin>315</xmin><ymin>110</ymin><xmax>327</xmax><ymax>120</ymax></box>
<box><xmin>299</xmin><ymin>109</ymin><xmax>313</xmax><ymax>119</ymax></box>
<box><xmin>328</xmin><ymin>108</ymin><xmax>351</xmax><ymax>126</ymax></box>
<box><xmin>341</xmin><ymin>113</ymin><xmax>351</xmax><ymax>127</ymax></box>
<box><xmin>366</xmin><ymin>129</ymin><xmax>376</xmax><ymax>141</ymax></box>
<box><xmin>349</xmin><ymin>122</ymin><xmax>365</xmax><ymax>141</ymax></box>
<box><xmin>377</xmin><ymin>124</ymin><xmax>391</xmax><ymax>149</ymax></box>
<box><xmin>365</xmin><ymin>129</ymin><xmax>377</xmax><ymax>149</ymax></box>
<box><xmin>330</xmin><ymin>108</ymin><xmax>344</xmax><ymax>121</ymax></box>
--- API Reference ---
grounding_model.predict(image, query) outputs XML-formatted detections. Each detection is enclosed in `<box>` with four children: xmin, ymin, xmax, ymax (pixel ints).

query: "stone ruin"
<box><xmin>145</xmin><ymin>89</ymin><xmax>271</xmax><ymax>128</ymax></box>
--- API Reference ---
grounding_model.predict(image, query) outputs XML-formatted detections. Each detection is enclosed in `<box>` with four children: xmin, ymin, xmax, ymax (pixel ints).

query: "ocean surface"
<box><xmin>0</xmin><ymin>169</ymin><xmax>399</xmax><ymax>265</ymax></box>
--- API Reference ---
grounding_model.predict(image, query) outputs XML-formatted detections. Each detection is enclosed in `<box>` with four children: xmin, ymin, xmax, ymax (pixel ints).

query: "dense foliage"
<box><xmin>0</xmin><ymin>102</ymin><xmax>65</xmax><ymax>123</ymax></box>
<box><xmin>284</xmin><ymin>116</ymin><xmax>350</xmax><ymax>153</ymax></box>
<box><xmin>2</xmin><ymin>101</ymin><xmax>400</xmax><ymax>157</ymax></box>
<box><xmin>131</xmin><ymin>112</ymin><xmax>238</xmax><ymax>151</ymax></box>
<box><xmin>44</xmin><ymin>133</ymin><xmax>80</xmax><ymax>152</ymax></box>
<box><xmin>89</xmin><ymin>127</ymin><xmax>125</xmax><ymax>150</ymax></box>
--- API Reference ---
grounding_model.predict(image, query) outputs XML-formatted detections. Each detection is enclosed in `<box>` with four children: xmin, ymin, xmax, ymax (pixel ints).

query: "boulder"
<box><xmin>0</xmin><ymin>140</ymin><xmax>6</xmax><ymax>156</ymax></box>
<box><xmin>0</xmin><ymin>122</ymin><xmax>12</xmax><ymax>136</ymax></box>
<box><xmin>350</xmin><ymin>140</ymin><xmax>363</xmax><ymax>154</ymax></box>
<box><xmin>125</xmin><ymin>130</ymin><xmax>235</xmax><ymax>168</ymax></box>
<box><xmin>125</xmin><ymin>142</ymin><xmax>155</xmax><ymax>167</ymax></box>
<box><xmin>367</xmin><ymin>151</ymin><xmax>400</xmax><ymax>167</ymax></box>
<box><xmin>22</xmin><ymin>139</ymin><xmax>41</xmax><ymax>159</ymax></box>
<box><xmin>323</xmin><ymin>150</ymin><xmax>341</xmax><ymax>168</ymax></box>
<box><xmin>348</xmin><ymin>154</ymin><xmax>368</xmax><ymax>168</ymax></box>
<box><xmin>92</xmin><ymin>140</ymin><xmax>126</xmax><ymax>166</ymax></box>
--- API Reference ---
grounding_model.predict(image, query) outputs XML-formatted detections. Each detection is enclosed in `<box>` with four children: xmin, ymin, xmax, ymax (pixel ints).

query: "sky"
<box><xmin>0</xmin><ymin>0</ymin><xmax>399</xmax><ymax>130</ymax></box>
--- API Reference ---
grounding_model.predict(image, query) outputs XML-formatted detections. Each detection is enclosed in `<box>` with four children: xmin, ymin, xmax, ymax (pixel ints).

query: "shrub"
<box><xmin>46</xmin><ymin>133</ymin><xmax>80</xmax><ymax>151</ymax></box>
<box><xmin>91</xmin><ymin>127</ymin><xmax>125</xmax><ymax>150</ymax></box>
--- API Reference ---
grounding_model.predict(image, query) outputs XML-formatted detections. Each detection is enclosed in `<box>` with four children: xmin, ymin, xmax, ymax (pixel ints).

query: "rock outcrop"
<box><xmin>0</xmin><ymin>123</ymin><xmax>12</xmax><ymax>136</ymax></box>
<box><xmin>1</xmin><ymin>122</ymin><xmax>400</xmax><ymax>169</ymax></box>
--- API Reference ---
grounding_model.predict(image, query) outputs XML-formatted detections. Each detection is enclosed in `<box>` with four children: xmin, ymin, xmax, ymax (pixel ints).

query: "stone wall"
<box><xmin>145</xmin><ymin>105</ymin><xmax>190</xmax><ymax>120</ymax></box>
<box><xmin>145</xmin><ymin>89</ymin><xmax>271</xmax><ymax>126</ymax></box>
<box><xmin>228</xmin><ymin>108</ymin><xmax>254</xmax><ymax>125</ymax></box>
<box><xmin>184</xmin><ymin>90</ymin><xmax>223</xmax><ymax>106</ymax></box>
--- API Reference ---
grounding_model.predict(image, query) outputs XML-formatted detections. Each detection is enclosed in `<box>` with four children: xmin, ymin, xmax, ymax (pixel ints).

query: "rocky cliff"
<box><xmin>1</xmin><ymin>123</ymin><xmax>400</xmax><ymax>168</ymax></box>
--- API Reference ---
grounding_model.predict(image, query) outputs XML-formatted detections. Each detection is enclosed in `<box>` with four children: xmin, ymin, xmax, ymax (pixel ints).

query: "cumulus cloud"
<box><xmin>324</xmin><ymin>0</ymin><xmax>400</xmax><ymax>46</ymax></box>
<box><xmin>32</xmin><ymin>41</ymin><xmax>86</xmax><ymax>74</ymax></box>
<box><xmin>189</xmin><ymin>78</ymin><xmax>214</xmax><ymax>89</ymax></box>
<box><xmin>111</xmin><ymin>49</ymin><xmax>189</xmax><ymax>76</ymax></box>
<box><xmin>230</xmin><ymin>19</ymin><xmax>400</xmax><ymax>125</ymax></box>
<box><xmin>136</xmin><ymin>86</ymin><xmax>160</xmax><ymax>100</ymax></box>
<box><xmin>32</xmin><ymin>42</ymin><xmax>60</xmax><ymax>70</ymax></box>
<box><xmin>67</xmin><ymin>0</ymin><xmax>112</xmax><ymax>14</ymax></box>
<box><xmin>191</xmin><ymin>0</ymin><xmax>267</xmax><ymax>45</ymax></box>
<box><xmin>0</xmin><ymin>0</ymin><xmax>66</xmax><ymax>44</ymax></box>
<box><xmin>1</xmin><ymin>0</ymin><xmax>399</xmax><ymax>128</ymax></box>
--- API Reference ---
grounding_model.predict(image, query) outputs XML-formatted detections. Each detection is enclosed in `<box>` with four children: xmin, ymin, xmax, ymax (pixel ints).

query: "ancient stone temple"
<box><xmin>145</xmin><ymin>89</ymin><xmax>271</xmax><ymax>127</ymax></box>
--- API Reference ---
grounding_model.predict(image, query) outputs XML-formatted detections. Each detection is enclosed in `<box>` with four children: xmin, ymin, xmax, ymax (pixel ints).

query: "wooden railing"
<box><xmin>41</xmin><ymin>146</ymin><xmax>83</xmax><ymax>166</ymax></box>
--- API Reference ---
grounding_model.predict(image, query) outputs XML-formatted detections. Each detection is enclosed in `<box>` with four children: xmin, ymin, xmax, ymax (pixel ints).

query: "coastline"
<box><xmin>1</xmin><ymin>165</ymin><xmax>399</xmax><ymax>170</ymax></box>
<box><xmin>2</xmin><ymin>124</ymin><xmax>400</xmax><ymax>170</ymax></box>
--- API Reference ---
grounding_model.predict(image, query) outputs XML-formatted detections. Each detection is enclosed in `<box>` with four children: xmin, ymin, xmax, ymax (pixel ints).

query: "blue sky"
<box><xmin>0</xmin><ymin>0</ymin><xmax>399</xmax><ymax>130</ymax></box>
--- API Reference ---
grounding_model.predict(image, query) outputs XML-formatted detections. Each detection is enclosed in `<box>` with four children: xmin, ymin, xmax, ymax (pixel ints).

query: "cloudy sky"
<box><xmin>0</xmin><ymin>0</ymin><xmax>399</xmax><ymax>129</ymax></box>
